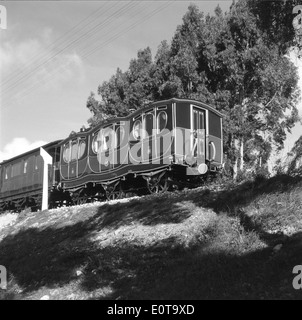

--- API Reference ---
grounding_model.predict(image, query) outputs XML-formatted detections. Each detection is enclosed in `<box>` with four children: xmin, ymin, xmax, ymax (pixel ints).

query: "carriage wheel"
<box><xmin>106</xmin><ymin>181</ymin><xmax>123</xmax><ymax>201</ymax></box>
<box><xmin>147</xmin><ymin>173</ymin><xmax>168</xmax><ymax>194</ymax></box>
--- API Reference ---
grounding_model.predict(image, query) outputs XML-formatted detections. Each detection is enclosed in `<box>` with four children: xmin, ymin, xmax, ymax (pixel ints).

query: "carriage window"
<box><xmin>157</xmin><ymin>111</ymin><xmax>167</xmax><ymax>133</ymax></box>
<box><xmin>92</xmin><ymin>132</ymin><xmax>100</xmax><ymax>154</ymax></box>
<box><xmin>78</xmin><ymin>139</ymin><xmax>86</xmax><ymax>159</ymax></box>
<box><xmin>102</xmin><ymin>126</ymin><xmax>116</xmax><ymax>151</ymax></box>
<box><xmin>199</xmin><ymin>112</ymin><xmax>205</xmax><ymax>129</ymax></box>
<box><xmin>194</xmin><ymin>110</ymin><xmax>198</xmax><ymax>131</ymax></box>
<box><xmin>209</xmin><ymin>112</ymin><xmax>222</xmax><ymax>138</ymax></box>
<box><xmin>133</xmin><ymin>120</ymin><xmax>142</xmax><ymax>140</ymax></box>
<box><xmin>144</xmin><ymin>112</ymin><xmax>154</xmax><ymax>137</ymax></box>
<box><xmin>116</xmin><ymin>126</ymin><xmax>125</xmax><ymax>147</ymax></box>
<box><xmin>35</xmin><ymin>156</ymin><xmax>38</xmax><ymax>170</ymax></box>
<box><xmin>5</xmin><ymin>166</ymin><xmax>9</xmax><ymax>179</ymax></box>
<box><xmin>93</xmin><ymin>127</ymin><xmax>116</xmax><ymax>153</ymax></box>
<box><xmin>12</xmin><ymin>162</ymin><xmax>21</xmax><ymax>177</ymax></box>
<box><xmin>63</xmin><ymin>143</ymin><xmax>71</xmax><ymax>163</ymax></box>
<box><xmin>23</xmin><ymin>160</ymin><xmax>28</xmax><ymax>174</ymax></box>
<box><xmin>71</xmin><ymin>140</ymin><xmax>78</xmax><ymax>161</ymax></box>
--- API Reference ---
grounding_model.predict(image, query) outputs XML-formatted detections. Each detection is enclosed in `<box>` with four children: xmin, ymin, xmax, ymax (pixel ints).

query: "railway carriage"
<box><xmin>0</xmin><ymin>98</ymin><xmax>223</xmax><ymax>212</ymax></box>
<box><xmin>0</xmin><ymin>141</ymin><xmax>62</xmax><ymax>212</ymax></box>
<box><xmin>58</xmin><ymin>98</ymin><xmax>223</xmax><ymax>202</ymax></box>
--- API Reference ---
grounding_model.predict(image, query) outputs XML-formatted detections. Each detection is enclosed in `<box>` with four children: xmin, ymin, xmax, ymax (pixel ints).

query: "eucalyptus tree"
<box><xmin>201</xmin><ymin>0</ymin><xmax>300</xmax><ymax>178</ymax></box>
<box><xmin>86</xmin><ymin>1</ymin><xmax>300</xmax><ymax>180</ymax></box>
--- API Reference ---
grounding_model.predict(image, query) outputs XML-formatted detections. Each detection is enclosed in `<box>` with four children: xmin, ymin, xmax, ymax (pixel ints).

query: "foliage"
<box><xmin>287</xmin><ymin>135</ymin><xmax>302</xmax><ymax>175</ymax></box>
<box><xmin>86</xmin><ymin>92</ymin><xmax>108</xmax><ymax>127</ymax></box>
<box><xmin>247</xmin><ymin>0</ymin><xmax>301</xmax><ymax>55</ymax></box>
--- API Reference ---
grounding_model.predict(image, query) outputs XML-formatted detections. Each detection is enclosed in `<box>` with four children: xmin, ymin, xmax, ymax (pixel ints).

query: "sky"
<box><xmin>0</xmin><ymin>0</ymin><xmax>301</xmax><ymax>164</ymax></box>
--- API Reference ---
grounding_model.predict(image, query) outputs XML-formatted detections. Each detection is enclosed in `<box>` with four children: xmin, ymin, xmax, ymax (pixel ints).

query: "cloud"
<box><xmin>0</xmin><ymin>138</ymin><xmax>48</xmax><ymax>162</ymax></box>
<box><xmin>0</xmin><ymin>27</ymin><xmax>84</xmax><ymax>104</ymax></box>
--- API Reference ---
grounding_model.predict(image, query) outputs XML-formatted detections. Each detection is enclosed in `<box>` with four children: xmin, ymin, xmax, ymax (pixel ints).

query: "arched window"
<box><xmin>93</xmin><ymin>127</ymin><xmax>116</xmax><ymax>153</ymax></box>
<box><xmin>92</xmin><ymin>132</ymin><xmax>100</xmax><ymax>154</ymax></box>
<box><xmin>157</xmin><ymin>111</ymin><xmax>167</xmax><ymax>133</ymax></box>
<box><xmin>133</xmin><ymin>120</ymin><xmax>142</xmax><ymax>140</ymax></box>
<box><xmin>63</xmin><ymin>143</ymin><xmax>71</xmax><ymax>163</ymax></box>
<box><xmin>78</xmin><ymin>139</ymin><xmax>86</xmax><ymax>159</ymax></box>
<box><xmin>71</xmin><ymin>140</ymin><xmax>78</xmax><ymax>161</ymax></box>
<box><xmin>102</xmin><ymin>126</ymin><xmax>116</xmax><ymax>151</ymax></box>
<box><xmin>116</xmin><ymin>126</ymin><xmax>125</xmax><ymax>147</ymax></box>
<box><xmin>144</xmin><ymin>112</ymin><xmax>154</xmax><ymax>137</ymax></box>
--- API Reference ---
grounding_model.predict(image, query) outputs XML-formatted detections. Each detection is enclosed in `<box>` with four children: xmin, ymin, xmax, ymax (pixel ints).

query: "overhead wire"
<box><xmin>1</xmin><ymin>1</ymin><xmax>144</xmax><ymax>105</ymax></box>
<box><xmin>1</xmin><ymin>2</ymin><xmax>112</xmax><ymax>87</ymax></box>
<box><xmin>1</xmin><ymin>1</ymin><xmax>149</xmax><ymax>103</ymax></box>
<box><xmin>1</xmin><ymin>1</ymin><xmax>173</xmax><ymax>108</ymax></box>
<box><xmin>1</xmin><ymin>1</ymin><xmax>135</xmax><ymax>96</ymax></box>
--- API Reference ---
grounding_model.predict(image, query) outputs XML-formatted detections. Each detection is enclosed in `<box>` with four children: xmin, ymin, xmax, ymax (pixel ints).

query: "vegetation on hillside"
<box><xmin>0</xmin><ymin>174</ymin><xmax>301</xmax><ymax>300</ymax></box>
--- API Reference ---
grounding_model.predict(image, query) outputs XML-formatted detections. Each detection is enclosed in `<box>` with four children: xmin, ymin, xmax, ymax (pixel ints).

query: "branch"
<box><xmin>265</xmin><ymin>90</ymin><xmax>278</xmax><ymax>108</ymax></box>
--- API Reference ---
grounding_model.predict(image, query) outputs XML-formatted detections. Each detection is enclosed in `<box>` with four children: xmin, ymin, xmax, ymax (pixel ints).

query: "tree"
<box><xmin>200</xmin><ymin>0</ymin><xmax>300</xmax><ymax>179</ymax></box>
<box><xmin>125</xmin><ymin>47</ymin><xmax>155</xmax><ymax>109</ymax></box>
<box><xmin>153</xmin><ymin>40</ymin><xmax>183</xmax><ymax>99</ymax></box>
<box><xmin>169</xmin><ymin>4</ymin><xmax>213</xmax><ymax>101</ymax></box>
<box><xmin>86</xmin><ymin>92</ymin><xmax>108</xmax><ymax>127</ymax></box>
<box><xmin>95</xmin><ymin>48</ymin><xmax>155</xmax><ymax>119</ymax></box>
<box><xmin>247</xmin><ymin>0</ymin><xmax>301</xmax><ymax>55</ymax></box>
<box><xmin>96</xmin><ymin>67</ymin><xmax>130</xmax><ymax>118</ymax></box>
<box><xmin>287</xmin><ymin>135</ymin><xmax>302</xmax><ymax>175</ymax></box>
<box><xmin>86</xmin><ymin>1</ymin><xmax>300</xmax><ymax>181</ymax></box>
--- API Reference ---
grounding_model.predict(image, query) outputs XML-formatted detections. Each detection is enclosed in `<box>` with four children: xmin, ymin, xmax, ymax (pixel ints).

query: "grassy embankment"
<box><xmin>0</xmin><ymin>174</ymin><xmax>301</xmax><ymax>300</ymax></box>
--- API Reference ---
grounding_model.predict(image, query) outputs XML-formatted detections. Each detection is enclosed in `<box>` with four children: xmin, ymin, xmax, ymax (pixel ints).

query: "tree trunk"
<box><xmin>233</xmin><ymin>157</ymin><xmax>238</xmax><ymax>180</ymax></box>
<box><xmin>239</xmin><ymin>138</ymin><xmax>244</xmax><ymax>171</ymax></box>
<box><xmin>232</xmin><ymin>138</ymin><xmax>240</xmax><ymax>180</ymax></box>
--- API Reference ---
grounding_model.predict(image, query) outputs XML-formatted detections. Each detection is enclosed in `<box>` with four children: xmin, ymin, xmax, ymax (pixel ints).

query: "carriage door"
<box><xmin>192</xmin><ymin>107</ymin><xmax>206</xmax><ymax>165</ymax></box>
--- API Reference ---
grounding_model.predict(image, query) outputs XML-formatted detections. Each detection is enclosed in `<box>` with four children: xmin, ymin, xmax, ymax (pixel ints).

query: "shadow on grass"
<box><xmin>0</xmin><ymin>174</ymin><xmax>301</xmax><ymax>299</ymax></box>
<box><xmin>0</xmin><ymin>195</ymin><xmax>195</xmax><ymax>297</ymax></box>
<box><xmin>0</xmin><ymin>219</ymin><xmax>302</xmax><ymax>299</ymax></box>
<box><xmin>87</xmin><ymin>232</ymin><xmax>302</xmax><ymax>300</ymax></box>
<box><xmin>187</xmin><ymin>174</ymin><xmax>302</xmax><ymax>245</ymax></box>
<box><xmin>191</xmin><ymin>174</ymin><xmax>302</xmax><ymax>213</ymax></box>
<box><xmin>92</xmin><ymin>195</ymin><xmax>194</xmax><ymax>230</ymax></box>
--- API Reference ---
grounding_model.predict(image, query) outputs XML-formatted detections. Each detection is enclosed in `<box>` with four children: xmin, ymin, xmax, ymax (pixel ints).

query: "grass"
<box><xmin>0</xmin><ymin>174</ymin><xmax>302</xmax><ymax>300</ymax></box>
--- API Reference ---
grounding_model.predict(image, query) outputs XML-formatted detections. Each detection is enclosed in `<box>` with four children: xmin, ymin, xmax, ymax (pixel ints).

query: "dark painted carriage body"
<box><xmin>0</xmin><ymin>141</ymin><xmax>61</xmax><ymax>211</ymax></box>
<box><xmin>59</xmin><ymin>98</ymin><xmax>223</xmax><ymax>191</ymax></box>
